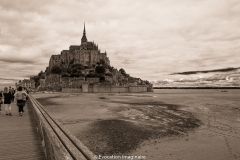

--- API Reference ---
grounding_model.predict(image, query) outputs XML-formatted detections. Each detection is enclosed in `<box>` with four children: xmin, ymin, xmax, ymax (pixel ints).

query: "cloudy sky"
<box><xmin>0</xmin><ymin>0</ymin><xmax>240</xmax><ymax>88</ymax></box>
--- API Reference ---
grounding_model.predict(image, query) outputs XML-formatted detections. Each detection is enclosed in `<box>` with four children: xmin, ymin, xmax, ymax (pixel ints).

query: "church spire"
<box><xmin>83</xmin><ymin>23</ymin><xmax>86</xmax><ymax>34</ymax></box>
<box><xmin>81</xmin><ymin>22</ymin><xmax>87</xmax><ymax>43</ymax></box>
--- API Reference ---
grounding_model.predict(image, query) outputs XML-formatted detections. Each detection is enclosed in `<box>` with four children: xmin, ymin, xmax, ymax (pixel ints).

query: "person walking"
<box><xmin>8</xmin><ymin>86</ymin><xmax>12</xmax><ymax>102</ymax></box>
<box><xmin>3</xmin><ymin>87</ymin><xmax>12</xmax><ymax>116</ymax></box>
<box><xmin>14</xmin><ymin>86</ymin><xmax>28</xmax><ymax>116</ymax></box>
<box><xmin>11</xmin><ymin>87</ymin><xmax>15</xmax><ymax>102</ymax></box>
<box><xmin>0</xmin><ymin>90</ymin><xmax>3</xmax><ymax>112</ymax></box>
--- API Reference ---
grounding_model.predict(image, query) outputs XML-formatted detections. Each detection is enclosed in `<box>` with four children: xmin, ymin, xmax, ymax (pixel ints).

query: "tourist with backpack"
<box><xmin>3</xmin><ymin>87</ymin><xmax>12</xmax><ymax>116</ymax></box>
<box><xmin>14</xmin><ymin>86</ymin><xmax>28</xmax><ymax>116</ymax></box>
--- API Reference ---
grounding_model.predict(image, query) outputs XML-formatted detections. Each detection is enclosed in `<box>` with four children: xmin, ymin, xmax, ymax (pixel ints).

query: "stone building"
<box><xmin>15</xmin><ymin>79</ymin><xmax>35</xmax><ymax>90</ymax></box>
<box><xmin>86</xmin><ymin>77</ymin><xmax>100</xmax><ymax>84</ymax></box>
<box><xmin>105</xmin><ymin>76</ymin><xmax>114</xmax><ymax>83</ymax></box>
<box><xmin>48</xmin><ymin>24</ymin><xmax>110</xmax><ymax>71</ymax></box>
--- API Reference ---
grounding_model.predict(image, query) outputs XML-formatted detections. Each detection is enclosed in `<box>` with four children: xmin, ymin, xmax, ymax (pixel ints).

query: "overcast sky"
<box><xmin>0</xmin><ymin>0</ymin><xmax>240</xmax><ymax>88</ymax></box>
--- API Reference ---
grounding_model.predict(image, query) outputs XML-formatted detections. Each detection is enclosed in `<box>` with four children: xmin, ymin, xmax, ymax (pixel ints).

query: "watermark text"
<box><xmin>94</xmin><ymin>155</ymin><xmax>147</xmax><ymax>160</ymax></box>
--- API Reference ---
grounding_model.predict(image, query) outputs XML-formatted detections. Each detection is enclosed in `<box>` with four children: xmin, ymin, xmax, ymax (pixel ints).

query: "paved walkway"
<box><xmin>0</xmin><ymin>102</ymin><xmax>46</xmax><ymax>160</ymax></box>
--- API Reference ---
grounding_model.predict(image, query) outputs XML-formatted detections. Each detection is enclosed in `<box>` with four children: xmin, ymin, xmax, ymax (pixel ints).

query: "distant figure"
<box><xmin>8</xmin><ymin>86</ymin><xmax>13</xmax><ymax>102</ymax></box>
<box><xmin>11</xmin><ymin>88</ymin><xmax>15</xmax><ymax>102</ymax></box>
<box><xmin>3</xmin><ymin>87</ymin><xmax>12</xmax><ymax>116</ymax></box>
<box><xmin>0</xmin><ymin>90</ymin><xmax>3</xmax><ymax>112</ymax></box>
<box><xmin>14</xmin><ymin>86</ymin><xmax>28</xmax><ymax>116</ymax></box>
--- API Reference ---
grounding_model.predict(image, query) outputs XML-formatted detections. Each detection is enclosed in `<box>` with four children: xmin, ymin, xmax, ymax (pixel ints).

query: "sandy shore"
<box><xmin>33</xmin><ymin>89</ymin><xmax>240</xmax><ymax>160</ymax></box>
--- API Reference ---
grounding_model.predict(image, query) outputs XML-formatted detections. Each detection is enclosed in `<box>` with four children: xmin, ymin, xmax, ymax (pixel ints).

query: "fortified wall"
<box><xmin>39</xmin><ymin>73</ymin><xmax>153</xmax><ymax>93</ymax></box>
<box><xmin>62</xmin><ymin>84</ymin><xmax>153</xmax><ymax>93</ymax></box>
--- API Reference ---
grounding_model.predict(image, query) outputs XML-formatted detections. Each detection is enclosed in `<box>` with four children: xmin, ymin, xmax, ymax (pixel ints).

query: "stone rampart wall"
<box><xmin>62</xmin><ymin>88</ymin><xmax>82</xmax><ymax>93</ymax></box>
<box><xmin>62</xmin><ymin>85</ymin><xmax>149</xmax><ymax>93</ymax></box>
<box><xmin>129</xmin><ymin>85</ymin><xmax>147</xmax><ymax>92</ymax></box>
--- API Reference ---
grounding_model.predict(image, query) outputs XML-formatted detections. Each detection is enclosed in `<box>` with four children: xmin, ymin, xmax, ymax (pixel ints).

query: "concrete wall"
<box><xmin>27</xmin><ymin>99</ymin><xmax>73</xmax><ymax>160</ymax></box>
<box><xmin>28</xmin><ymin>96</ymin><xmax>96</xmax><ymax>160</ymax></box>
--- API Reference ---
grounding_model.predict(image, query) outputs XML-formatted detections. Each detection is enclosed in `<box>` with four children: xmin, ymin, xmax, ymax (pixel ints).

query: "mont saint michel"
<box><xmin>1</xmin><ymin>1</ymin><xmax>240</xmax><ymax>160</ymax></box>
<box><xmin>16</xmin><ymin>24</ymin><xmax>153</xmax><ymax>93</ymax></box>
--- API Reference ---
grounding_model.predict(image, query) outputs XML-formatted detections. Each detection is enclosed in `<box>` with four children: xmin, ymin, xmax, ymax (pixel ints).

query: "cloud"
<box><xmin>171</xmin><ymin>67</ymin><xmax>240</xmax><ymax>75</ymax></box>
<box><xmin>0</xmin><ymin>0</ymin><xmax>52</xmax><ymax>13</ymax></box>
<box><xmin>153</xmin><ymin>68</ymin><xmax>240</xmax><ymax>87</ymax></box>
<box><xmin>0</xmin><ymin>77</ymin><xmax>19</xmax><ymax>81</ymax></box>
<box><xmin>0</xmin><ymin>0</ymin><xmax>240</xmax><ymax>87</ymax></box>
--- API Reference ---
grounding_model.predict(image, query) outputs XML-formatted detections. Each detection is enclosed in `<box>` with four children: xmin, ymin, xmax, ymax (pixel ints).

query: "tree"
<box><xmin>86</xmin><ymin>73</ymin><xmax>102</xmax><ymax>78</ymax></box>
<box><xmin>95</xmin><ymin>66</ymin><xmax>106</xmax><ymax>74</ymax></box>
<box><xmin>51</xmin><ymin>65</ymin><xmax>62</xmax><ymax>74</ymax></box>
<box><xmin>62</xmin><ymin>73</ymin><xmax>70</xmax><ymax>77</ymax></box>
<box><xmin>72</xmin><ymin>64</ymin><xmax>84</xmax><ymax>70</ymax></box>
<box><xmin>31</xmin><ymin>76</ymin><xmax>40</xmax><ymax>88</ymax></box>
<box><xmin>119</xmin><ymin>68</ymin><xmax>126</xmax><ymax>75</ymax></box>
<box><xmin>84</xmin><ymin>66</ymin><xmax>89</xmax><ymax>69</ymax></box>
<box><xmin>105</xmin><ymin>73</ymin><xmax>112</xmax><ymax>76</ymax></box>
<box><xmin>99</xmin><ymin>59</ymin><xmax>106</xmax><ymax>65</ymax></box>
<box><xmin>100</xmin><ymin>76</ymin><xmax>105</xmax><ymax>82</ymax></box>
<box><xmin>70</xmin><ymin>73</ymin><xmax>84</xmax><ymax>77</ymax></box>
<box><xmin>37</xmin><ymin>70</ymin><xmax>45</xmax><ymax>79</ymax></box>
<box><xmin>38</xmin><ymin>71</ymin><xmax>43</xmax><ymax>77</ymax></box>
<box><xmin>108</xmin><ymin>65</ymin><xmax>114</xmax><ymax>71</ymax></box>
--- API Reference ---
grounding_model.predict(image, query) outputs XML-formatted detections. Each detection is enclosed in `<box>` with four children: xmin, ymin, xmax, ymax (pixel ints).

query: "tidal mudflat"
<box><xmin>33</xmin><ymin>89</ymin><xmax>240</xmax><ymax>160</ymax></box>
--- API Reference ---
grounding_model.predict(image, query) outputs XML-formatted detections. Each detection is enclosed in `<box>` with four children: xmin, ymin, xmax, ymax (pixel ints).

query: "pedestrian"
<box><xmin>14</xmin><ymin>86</ymin><xmax>28</xmax><ymax>116</ymax></box>
<box><xmin>0</xmin><ymin>90</ymin><xmax>3</xmax><ymax>112</ymax></box>
<box><xmin>3</xmin><ymin>87</ymin><xmax>12</xmax><ymax>116</ymax></box>
<box><xmin>11</xmin><ymin>88</ymin><xmax>15</xmax><ymax>102</ymax></box>
<box><xmin>9</xmin><ymin>86</ymin><xmax>12</xmax><ymax>95</ymax></box>
<box><xmin>21</xmin><ymin>88</ymin><xmax>27</xmax><ymax>112</ymax></box>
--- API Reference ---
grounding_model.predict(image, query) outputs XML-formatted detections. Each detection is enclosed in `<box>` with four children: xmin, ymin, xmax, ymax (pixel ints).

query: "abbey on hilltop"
<box><xmin>48</xmin><ymin>23</ymin><xmax>110</xmax><ymax>71</ymax></box>
<box><xmin>16</xmin><ymin>24</ymin><xmax>153</xmax><ymax>93</ymax></box>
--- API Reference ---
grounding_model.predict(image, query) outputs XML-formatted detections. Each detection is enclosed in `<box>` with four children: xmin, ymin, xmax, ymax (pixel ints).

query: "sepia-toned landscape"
<box><xmin>1</xmin><ymin>1</ymin><xmax>240</xmax><ymax>160</ymax></box>
<box><xmin>33</xmin><ymin>89</ymin><xmax>240</xmax><ymax>160</ymax></box>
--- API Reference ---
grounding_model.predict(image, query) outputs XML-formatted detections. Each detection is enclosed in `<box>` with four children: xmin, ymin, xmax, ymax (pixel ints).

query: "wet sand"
<box><xmin>32</xmin><ymin>89</ymin><xmax>240</xmax><ymax>160</ymax></box>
